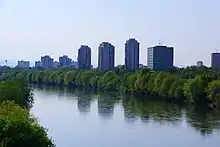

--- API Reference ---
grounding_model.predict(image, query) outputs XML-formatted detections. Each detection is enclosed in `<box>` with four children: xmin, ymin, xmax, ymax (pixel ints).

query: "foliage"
<box><xmin>1</xmin><ymin>66</ymin><xmax>220</xmax><ymax>108</ymax></box>
<box><xmin>0</xmin><ymin>101</ymin><xmax>55</xmax><ymax>147</ymax></box>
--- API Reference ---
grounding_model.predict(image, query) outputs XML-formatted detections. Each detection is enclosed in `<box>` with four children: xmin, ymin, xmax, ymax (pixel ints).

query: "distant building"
<box><xmin>41</xmin><ymin>55</ymin><xmax>53</xmax><ymax>69</ymax></box>
<box><xmin>59</xmin><ymin>55</ymin><xmax>72</xmax><ymax>68</ymax></box>
<box><xmin>147</xmin><ymin>45</ymin><xmax>174</xmax><ymax>71</ymax></box>
<box><xmin>78</xmin><ymin>45</ymin><xmax>91</xmax><ymax>70</ymax></box>
<box><xmin>211</xmin><ymin>53</ymin><xmax>220</xmax><ymax>69</ymax></box>
<box><xmin>125</xmin><ymin>38</ymin><xmax>139</xmax><ymax>71</ymax></box>
<box><xmin>53</xmin><ymin>61</ymin><xmax>59</xmax><ymax>68</ymax></box>
<box><xmin>17</xmin><ymin>60</ymin><xmax>30</xmax><ymax>69</ymax></box>
<box><xmin>35</xmin><ymin>61</ymin><xmax>41</xmax><ymax>68</ymax></box>
<box><xmin>197</xmin><ymin>61</ymin><xmax>204</xmax><ymax>67</ymax></box>
<box><xmin>71</xmin><ymin>61</ymin><xmax>78</xmax><ymax>69</ymax></box>
<box><xmin>98</xmin><ymin>42</ymin><xmax>115</xmax><ymax>71</ymax></box>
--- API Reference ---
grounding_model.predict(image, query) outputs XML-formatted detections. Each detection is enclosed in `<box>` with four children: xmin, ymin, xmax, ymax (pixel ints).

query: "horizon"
<box><xmin>0</xmin><ymin>0</ymin><xmax>219</xmax><ymax>67</ymax></box>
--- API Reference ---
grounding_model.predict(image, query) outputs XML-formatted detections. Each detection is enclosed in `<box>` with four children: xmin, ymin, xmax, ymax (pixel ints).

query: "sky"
<box><xmin>0</xmin><ymin>0</ymin><xmax>220</xmax><ymax>67</ymax></box>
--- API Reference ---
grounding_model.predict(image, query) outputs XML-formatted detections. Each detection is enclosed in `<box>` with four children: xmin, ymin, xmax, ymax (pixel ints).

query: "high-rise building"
<box><xmin>35</xmin><ymin>61</ymin><xmax>41</xmax><ymax>68</ymax></box>
<box><xmin>125</xmin><ymin>38</ymin><xmax>139</xmax><ymax>71</ymax></box>
<box><xmin>41</xmin><ymin>55</ymin><xmax>53</xmax><ymax>69</ymax></box>
<box><xmin>147</xmin><ymin>45</ymin><xmax>174</xmax><ymax>71</ymax></box>
<box><xmin>211</xmin><ymin>53</ymin><xmax>220</xmax><ymax>69</ymax></box>
<box><xmin>78</xmin><ymin>45</ymin><xmax>91</xmax><ymax>70</ymax></box>
<box><xmin>17</xmin><ymin>60</ymin><xmax>30</xmax><ymax>69</ymax></box>
<box><xmin>59</xmin><ymin>55</ymin><xmax>72</xmax><ymax>68</ymax></box>
<box><xmin>98</xmin><ymin>42</ymin><xmax>115</xmax><ymax>71</ymax></box>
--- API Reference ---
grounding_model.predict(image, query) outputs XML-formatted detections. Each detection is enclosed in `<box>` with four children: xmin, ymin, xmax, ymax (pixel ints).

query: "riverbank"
<box><xmin>1</xmin><ymin>66</ymin><xmax>220</xmax><ymax>109</ymax></box>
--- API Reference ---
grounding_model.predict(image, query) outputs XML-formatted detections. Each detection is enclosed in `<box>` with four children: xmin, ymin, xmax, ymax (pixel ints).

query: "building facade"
<box><xmin>147</xmin><ymin>45</ymin><xmax>174</xmax><ymax>71</ymax></box>
<box><xmin>53</xmin><ymin>61</ymin><xmax>59</xmax><ymax>68</ymax></box>
<box><xmin>59</xmin><ymin>55</ymin><xmax>72</xmax><ymax>68</ymax></box>
<box><xmin>17</xmin><ymin>60</ymin><xmax>30</xmax><ymax>69</ymax></box>
<box><xmin>35</xmin><ymin>61</ymin><xmax>41</xmax><ymax>68</ymax></box>
<box><xmin>125</xmin><ymin>38</ymin><xmax>139</xmax><ymax>71</ymax></box>
<box><xmin>98</xmin><ymin>42</ymin><xmax>115</xmax><ymax>71</ymax></box>
<box><xmin>41</xmin><ymin>55</ymin><xmax>54</xmax><ymax>69</ymax></box>
<box><xmin>78</xmin><ymin>45</ymin><xmax>91</xmax><ymax>70</ymax></box>
<box><xmin>211</xmin><ymin>53</ymin><xmax>220</xmax><ymax>69</ymax></box>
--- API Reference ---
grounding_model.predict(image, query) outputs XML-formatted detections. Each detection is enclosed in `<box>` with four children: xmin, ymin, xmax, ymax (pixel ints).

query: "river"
<box><xmin>31</xmin><ymin>86</ymin><xmax>220</xmax><ymax>147</ymax></box>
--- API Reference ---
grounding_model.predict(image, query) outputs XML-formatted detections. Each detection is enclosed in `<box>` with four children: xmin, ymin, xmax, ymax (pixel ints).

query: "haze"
<box><xmin>0</xmin><ymin>0</ymin><xmax>219</xmax><ymax>67</ymax></box>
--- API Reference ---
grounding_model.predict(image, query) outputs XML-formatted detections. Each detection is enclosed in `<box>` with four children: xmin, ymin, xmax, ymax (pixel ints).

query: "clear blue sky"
<box><xmin>0</xmin><ymin>0</ymin><xmax>219</xmax><ymax>67</ymax></box>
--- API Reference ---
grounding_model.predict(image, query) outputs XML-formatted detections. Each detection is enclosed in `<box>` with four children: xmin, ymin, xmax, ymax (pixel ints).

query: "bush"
<box><xmin>0</xmin><ymin>101</ymin><xmax>55</xmax><ymax>147</ymax></box>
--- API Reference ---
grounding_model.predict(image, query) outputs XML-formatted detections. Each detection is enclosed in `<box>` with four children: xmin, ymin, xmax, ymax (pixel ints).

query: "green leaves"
<box><xmin>0</xmin><ymin>101</ymin><xmax>55</xmax><ymax>147</ymax></box>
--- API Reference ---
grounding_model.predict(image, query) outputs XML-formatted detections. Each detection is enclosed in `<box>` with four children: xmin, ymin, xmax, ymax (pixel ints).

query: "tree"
<box><xmin>206</xmin><ymin>80</ymin><xmax>220</xmax><ymax>107</ymax></box>
<box><xmin>0</xmin><ymin>101</ymin><xmax>55</xmax><ymax>147</ymax></box>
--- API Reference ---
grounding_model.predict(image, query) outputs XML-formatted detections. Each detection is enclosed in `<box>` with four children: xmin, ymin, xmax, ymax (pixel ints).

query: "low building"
<box><xmin>35</xmin><ymin>61</ymin><xmax>41</xmax><ymax>68</ymax></box>
<box><xmin>17</xmin><ymin>60</ymin><xmax>30</xmax><ymax>69</ymax></box>
<box><xmin>53</xmin><ymin>61</ymin><xmax>59</xmax><ymax>68</ymax></box>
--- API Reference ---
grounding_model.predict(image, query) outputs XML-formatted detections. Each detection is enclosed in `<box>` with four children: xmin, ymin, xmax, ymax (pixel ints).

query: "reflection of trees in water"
<box><xmin>186</xmin><ymin>107</ymin><xmax>220</xmax><ymax>136</ymax></box>
<box><xmin>122</xmin><ymin>95</ymin><xmax>182</xmax><ymax>125</ymax></box>
<box><xmin>97</xmin><ymin>92</ymin><xmax>120</xmax><ymax>119</ymax></box>
<box><xmin>77</xmin><ymin>94</ymin><xmax>91</xmax><ymax>113</ymax></box>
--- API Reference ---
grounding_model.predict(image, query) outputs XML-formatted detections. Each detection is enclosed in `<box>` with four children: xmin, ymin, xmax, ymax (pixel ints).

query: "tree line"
<box><xmin>0</xmin><ymin>78</ymin><xmax>55</xmax><ymax>147</ymax></box>
<box><xmin>1</xmin><ymin>65</ymin><xmax>220</xmax><ymax>109</ymax></box>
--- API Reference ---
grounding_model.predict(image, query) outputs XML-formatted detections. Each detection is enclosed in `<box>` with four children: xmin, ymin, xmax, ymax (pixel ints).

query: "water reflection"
<box><xmin>97</xmin><ymin>92</ymin><xmax>120</xmax><ymax>119</ymax></box>
<box><xmin>186</xmin><ymin>107</ymin><xmax>220</xmax><ymax>136</ymax></box>
<box><xmin>33</xmin><ymin>85</ymin><xmax>220</xmax><ymax>136</ymax></box>
<box><xmin>122</xmin><ymin>95</ymin><xmax>182</xmax><ymax>125</ymax></box>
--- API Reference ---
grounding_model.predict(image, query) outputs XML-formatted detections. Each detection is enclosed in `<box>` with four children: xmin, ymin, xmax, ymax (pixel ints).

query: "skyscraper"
<box><xmin>98</xmin><ymin>42</ymin><xmax>115</xmax><ymax>71</ymax></box>
<box><xmin>41</xmin><ymin>55</ymin><xmax>53</xmax><ymax>69</ymax></box>
<box><xmin>211</xmin><ymin>53</ymin><xmax>220</xmax><ymax>69</ymax></box>
<box><xmin>78</xmin><ymin>45</ymin><xmax>91</xmax><ymax>70</ymax></box>
<box><xmin>147</xmin><ymin>45</ymin><xmax>174</xmax><ymax>71</ymax></box>
<box><xmin>59</xmin><ymin>55</ymin><xmax>72</xmax><ymax>68</ymax></box>
<box><xmin>125</xmin><ymin>38</ymin><xmax>139</xmax><ymax>71</ymax></box>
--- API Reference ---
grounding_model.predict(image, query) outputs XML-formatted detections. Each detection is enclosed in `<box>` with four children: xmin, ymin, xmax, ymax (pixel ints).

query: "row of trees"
<box><xmin>1</xmin><ymin>66</ymin><xmax>220</xmax><ymax>108</ymax></box>
<box><xmin>0</xmin><ymin>78</ymin><xmax>55</xmax><ymax>147</ymax></box>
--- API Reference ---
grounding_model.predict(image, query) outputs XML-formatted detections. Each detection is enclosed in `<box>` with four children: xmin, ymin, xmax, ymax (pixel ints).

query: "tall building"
<box><xmin>211</xmin><ymin>53</ymin><xmax>220</xmax><ymax>69</ymax></box>
<box><xmin>78</xmin><ymin>45</ymin><xmax>91</xmax><ymax>70</ymax></box>
<box><xmin>41</xmin><ymin>55</ymin><xmax>53</xmax><ymax>69</ymax></box>
<box><xmin>59</xmin><ymin>55</ymin><xmax>72</xmax><ymax>68</ymax></box>
<box><xmin>17</xmin><ymin>60</ymin><xmax>30</xmax><ymax>69</ymax></box>
<box><xmin>125</xmin><ymin>38</ymin><xmax>139</xmax><ymax>71</ymax></box>
<box><xmin>98</xmin><ymin>42</ymin><xmax>115</xmax><ymax>71</ymax></box>
<box><xmin>147</xmin><ymin>45</ymin><xmax>174</xmax><ymax>71</ymax></box>
<box><xmin>35</xmin><ymin>61</ymin><xmax>41</xmax><ymax>68</ymax></box>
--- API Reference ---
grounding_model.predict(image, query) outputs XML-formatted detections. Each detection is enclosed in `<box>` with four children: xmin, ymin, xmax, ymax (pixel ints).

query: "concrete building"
<box><xmin>35</xmin><ymin>61</ymin><xmax>41</xmax><ymax>68</ymax></box>
<box><xmin>59</xmin><ymin>55</ymin><xmax>72</xmax><ymax>68</ymax></box>
<box><xmin>98</xmin><ymin>42</ymin><xmax>115</xmax><ymax>71</ymax></box>
<box><xmin>211</xmin><ymin>53</ymin><xmax>220</xmax><ymax>69</ymax></box>
<box><xmin>147</xmin><ymin>45</ymin><xmax>174</xmax><ymax>71</ymax></box>
<box><xmin>41</xmin><ymin>55</ymin><xmax>53</xmax><ymax>69</ymax></box>
<box><xmin>78</xmin><ymin>45</ymin><xmax>91</xmax><ymax>70</ymax></box>
<box><xmin>71</xmin><ymin>61</ymin><xmax>78</xmax><ymax>69</ymax></box>
<box><xmin>53</xmin><ymin>61</ymin><xmax>59</xmax><ymax>68</ymax></box>
<box><xmin>125</xmin><ymin>38</ymin><xmax>139</xmax><ymax>71</ymax></box>
<box><xmin>197</xmin><ymin>61</ymin><xmax>204</xmax><ymax>67</ymax></box>
<box><xmin>17</xmin><ymin>60</ymin><xmax>30</xmax><ymax>69</ymax></box>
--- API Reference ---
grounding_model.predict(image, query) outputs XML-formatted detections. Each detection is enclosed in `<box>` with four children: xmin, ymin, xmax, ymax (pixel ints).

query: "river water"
<box><xmin>31</xmin><ymin>86</ymin><xmax>220</xmax><ymax>147</ymax></box>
